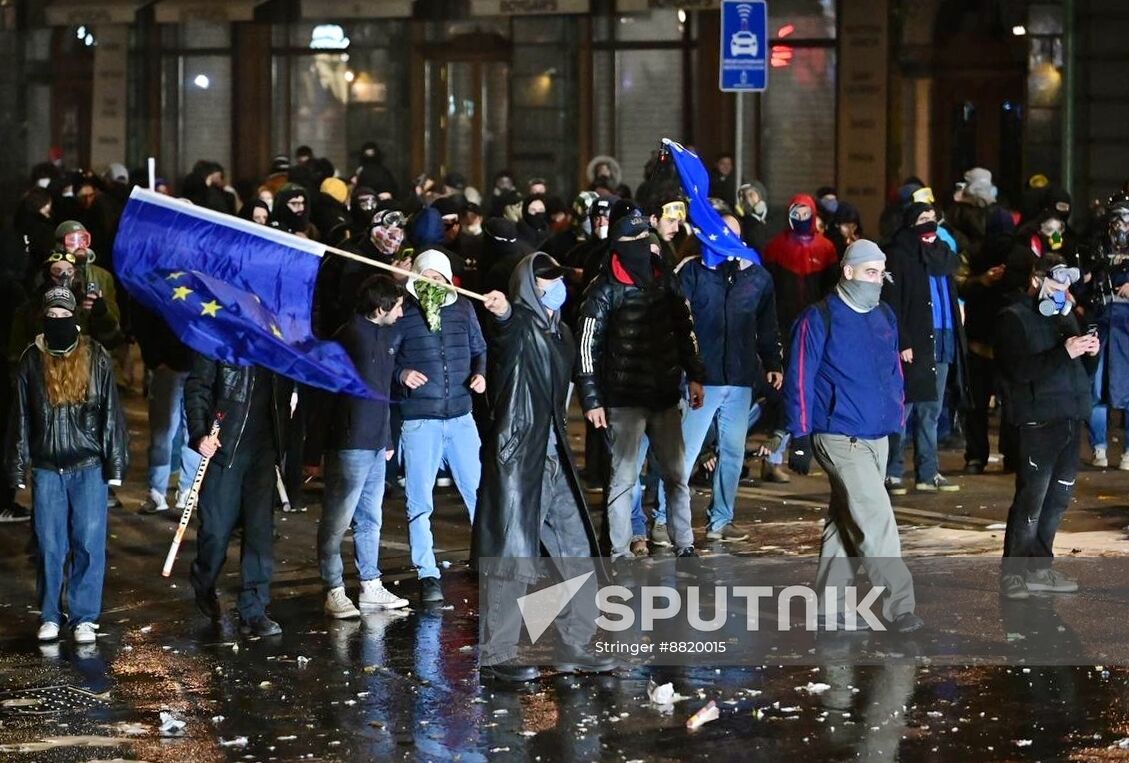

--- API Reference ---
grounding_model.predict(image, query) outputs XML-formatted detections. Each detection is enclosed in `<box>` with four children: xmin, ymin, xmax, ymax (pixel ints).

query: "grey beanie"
<box><xmin>841</xmin><ymin>239</ymin><xmax>886</xmax><ymax>269</ymax></box>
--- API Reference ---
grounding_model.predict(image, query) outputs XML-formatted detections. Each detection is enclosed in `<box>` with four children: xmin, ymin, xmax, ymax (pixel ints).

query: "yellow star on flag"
<box><xmin>166</xmin><ymin>271</ymin><xmax>185</xmax><ymax>280</ymax></box>
<box><xmin>270</xmin><ymin>324</ymin><xmax>283</xmax><ymax>339</ymax></box>
<box><xmin>171</xmin><ymin>286</ymin><xmax>193</xmax><ymax>301</ymax></box>
<box><xmin>200</xmin><ymin>300</ymin><xmax>222</xmax><ymax>317</ymax></box>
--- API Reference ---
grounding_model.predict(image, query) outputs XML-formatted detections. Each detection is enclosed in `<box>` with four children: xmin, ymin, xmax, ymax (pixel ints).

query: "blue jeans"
<box><xmin>651</xmin><ymin>386</ymin><xmax>754</xmax><ymax>532</ymax></box>
<box><xmin>33</xmin><ymin>466</ymin><xmax>108</xmax><ymax>625</ymax></box>
<box><xmin>748</xmin><ymin>401</ymin><xmax>789</xmax><ymax>464</ymax></box>
<box><xmin>888</xmin><ymin>362</ymin><xmax>949</xmax><ymax>482</ymax></box>
<box><xmin>147</xmin><ymin>367</ymin><xmax>191</xmax><ymax>495</ymax></box>
<box><xmin>400</xmin><ymin>414</ymin><xmax>480</xmax><ymax>579</ymax></box>
<box><xmin>1088</xmin><ymin>340</ymin><xmax>1125</xmax><ymax>449</ymax></box>
<box><xmin>318</xmin><ymin>449</ymin><xmax>388</xmax><ymax>589</ymax></box>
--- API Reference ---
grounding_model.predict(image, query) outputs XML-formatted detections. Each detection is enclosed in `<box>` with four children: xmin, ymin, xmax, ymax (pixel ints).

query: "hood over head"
<box><xmin>409</xmin><ymin>206</ymin><xmax>445</xmax><ymax>248</ymax></box>
<box><xmin>509</xmin><ymin>252</ymin><xmax>563</xmax><ymax>329</ymax></box>
<box><xmin>586</xmin><ymin>155</ymin><xmax>623</xmax><ymax>186</ymax></box>
<box><xmin>272</xmin><ymin>183</ymin><xmax>311</xmax><ymax>233</ymax></box>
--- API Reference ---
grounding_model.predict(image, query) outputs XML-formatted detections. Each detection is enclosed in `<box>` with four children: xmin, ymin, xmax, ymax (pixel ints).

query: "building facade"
<box><xmin>1</xmin><ymin>0</ymin><xmax>1124</xmax><ymax>229</ymax></box>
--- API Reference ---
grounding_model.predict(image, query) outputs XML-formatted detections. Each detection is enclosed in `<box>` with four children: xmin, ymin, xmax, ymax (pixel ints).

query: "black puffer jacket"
<box><xmin>576</xmin><ymin>248</ymin><xmax>704</xmax><ymax>411</ymax></box>
<box><xmin>995</xmin><ymin>293</ymin><xmax>1095</xmax><ymax>425</ymax></box>
<box><xmin>7</xmin><ymin>336</ymin><xmax>128</xmax><ymax>486</ymax></box>
<box><xmin>183</xmin><ymin>353</ymin><xmax>292</xmax><ymax>468</ymax></box>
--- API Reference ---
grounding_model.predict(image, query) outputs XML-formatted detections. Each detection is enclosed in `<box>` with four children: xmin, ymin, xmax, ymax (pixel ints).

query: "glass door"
<box><xmin>423</xmin><ymin>58</ymin><xmax>509</xmax><ymax>189</ymax></box>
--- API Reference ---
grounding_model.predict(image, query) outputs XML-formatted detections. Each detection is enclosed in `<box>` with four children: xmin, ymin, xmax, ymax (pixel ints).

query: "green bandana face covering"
<box><xmin>415</xmin><ymin>280</ymin><xmax>447</xmax><ymax>332</ymax></box>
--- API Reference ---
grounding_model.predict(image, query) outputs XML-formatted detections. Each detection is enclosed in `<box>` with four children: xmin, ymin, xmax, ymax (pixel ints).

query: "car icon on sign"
<box><xmin>730</xmin><ymin>31</ymin><xmax>758</xmax><ymax>57</ymax></box>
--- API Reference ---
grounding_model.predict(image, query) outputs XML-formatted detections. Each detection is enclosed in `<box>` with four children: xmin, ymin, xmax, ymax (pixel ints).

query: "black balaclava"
<box><xmin>483</xmin><ymin>217</ymin><xmax>524</xmax><ymax>264</ymax></box>
<box><xmin>272</xmin><ymin>183</ymin><xmax>310</xmax><ymax>234</ymax></box>
<box><xmin>609</xmin><ymin>203</ymin><xmax>655</xmax><ymax>287</ymax></box>
<box><xmin>902</xmin><ymin>202</ymin><xmax>952</xmax><ymax>276</ymax></box>
<box><xmin>521</xmin><ymin>194</ymin><xmax>548</xmax><ymax>232</ymax></box>
<box><xmin>351</xmin><ymin>186</ymin><xmax>378</xmax><ymax>229</ymax></box>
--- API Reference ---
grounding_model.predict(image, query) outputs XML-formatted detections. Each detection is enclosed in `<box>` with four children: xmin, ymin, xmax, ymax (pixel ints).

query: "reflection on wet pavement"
<box><xmin>0</xmin><ymin>568</ymin><xmax>1128</xmax><ymax>761</ymax></box>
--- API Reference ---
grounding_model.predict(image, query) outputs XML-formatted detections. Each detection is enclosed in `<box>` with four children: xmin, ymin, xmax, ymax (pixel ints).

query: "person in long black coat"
<box><xmin>474</xmin><ymin>252</ymin><xmax>611</xmax><ymax>683</ymax></box>
<box><xmin>881</xmin><ymin>202</ymin><xmax>970</xmax><ymax>492</ymax></box>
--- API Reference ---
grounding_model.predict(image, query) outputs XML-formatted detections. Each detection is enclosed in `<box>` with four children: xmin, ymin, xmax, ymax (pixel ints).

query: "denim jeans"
<box><xmin>650</xmin><ymin>386</ymin><xmax>754</xmax><ymax>532</ymax></box>
<box><xmin>887</xmin><ymin>362</ymin><xmax>949</xmax><ymax>482</ymax></box>
<box><xmin>748</xmin><ymin>401</ymin><xmax>789</xmax><ymax>465</ymax></box>
<box><xmin>1088</xmin><ymin>340</ymin><xmax>1125</xmax><ymax>449</ymax></box>
<box><xmin>400</xmin><ymin>413</ymin><xmax>480</xmax><ymax>580</ymax></box>
<box><xmin>33</xmin><ymin>465</ymin><xmax>108</xmax><ymax>626</ymax></box>
<box><xmin>147</xmin><ymin>367</ymin><xmax>191</xmax><ymax>495</ymax></box>
<box><xmin>318</xmin><ymin>449</ymin><xmax>388</xmax><ymax>590</ymax></box>
<box><xmin>606</xmin><ymin>406</ymin><xmax>691</xmax><ymax>558</ymax></box>
<box><xmin>1002</xmin><ymin>419</ymin><xmax>1080</xmax><ymax>574</ymax></box>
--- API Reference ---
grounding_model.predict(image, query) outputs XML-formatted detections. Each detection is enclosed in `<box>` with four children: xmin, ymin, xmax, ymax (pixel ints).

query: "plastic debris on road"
<box><xmin>686</xmin><ymin>701</ymin><xmax>719</xmax><ymax>731</ymax></box>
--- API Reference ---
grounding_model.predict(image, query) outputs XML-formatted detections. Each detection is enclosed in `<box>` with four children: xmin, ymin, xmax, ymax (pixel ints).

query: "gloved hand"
<box><xmin>788</xmin><ymin>435</ymin><xmax>813</xmax><ymax>475</ymax></box>
<box><xmin>758</xmin><ymin>430</ymin><xmax>787</xmax><ymax>458</ymax></box>
<box><xmin>90</xmin><ymin>296</ymin><xmax>108</xmax><ymax>318</ymax></box>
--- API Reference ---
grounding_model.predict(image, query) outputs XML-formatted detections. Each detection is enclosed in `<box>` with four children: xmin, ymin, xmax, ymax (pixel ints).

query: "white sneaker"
<box><xmin>324</xmin><ymin>587</ymin><xmax>361</xmax><ymax>619</ymax></box>
<box><xmin>435</xmin><ymin>476</ymin><xmax>453</xmax><ymax>488</ymax></box>
<box><xmin>1093</xmin><ymin>446</ymin><xmax>1108</xmax><ymax>468</ymax></box>
<box><xmin>1119</xmin><ymin>453</ymin><xmax>1129</xmax><ymax>472</ymax></box>
<box><xmin>359</xmin><ymin>579</ymin><xmax>409</xmax><ymax>610</ymax></box>
<box><xmin>37</xmin><ymin>621</ymin><xmax>59</xmax><ymax>642</ymax></box>
<box><xmin>73</xmin><ymin>622</ymin><xmax>98</xmax><ymax>644</ymax></box>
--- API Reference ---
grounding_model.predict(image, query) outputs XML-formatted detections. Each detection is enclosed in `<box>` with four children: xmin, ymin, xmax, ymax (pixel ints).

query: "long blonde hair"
<box><xmin>42</xmin><ymin>337</ymin><xmax>91</xmax><ymax>407</ymax></box>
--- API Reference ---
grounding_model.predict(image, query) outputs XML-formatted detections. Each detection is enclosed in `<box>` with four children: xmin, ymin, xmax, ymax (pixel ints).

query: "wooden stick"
<box><xmin>322</xmin><ymin>243</ymin><xmax>487</xmax><ymax>303</ymax></box>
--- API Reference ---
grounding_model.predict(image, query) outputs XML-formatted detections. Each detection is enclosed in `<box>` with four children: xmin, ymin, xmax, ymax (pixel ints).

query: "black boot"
<box><xmin>482</xmin><ymin>660</ymin><xmax>540</xmax><ymax>683</ymax></box>
<box><xmin>553</xmin><ymin>644</ymin><xmax>617</xmax><ymax>674</ymax></box>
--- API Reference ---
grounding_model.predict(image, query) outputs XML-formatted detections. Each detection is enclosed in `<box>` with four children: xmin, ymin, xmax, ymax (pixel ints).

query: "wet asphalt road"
<box><xmin>4</xmin><ymin>392</ymin><xmax>1129</xmax><ymax>759</ymax></box>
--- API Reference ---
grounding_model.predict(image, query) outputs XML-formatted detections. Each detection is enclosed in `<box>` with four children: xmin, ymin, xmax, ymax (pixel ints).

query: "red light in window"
<box><xmin>771</xmin><ymin>44</ymin><xmax>793</xmax><ymax>67</ymax></box>
<box><xmin>778</xmin><ymin>24</ymin><xmax>795</xmax><ymax>37</ymax></box>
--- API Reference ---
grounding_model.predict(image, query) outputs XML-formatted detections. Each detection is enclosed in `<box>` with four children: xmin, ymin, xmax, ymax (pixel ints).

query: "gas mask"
<box><xmin>1109</xmin><ymin>208</ymin><xmax>1129</xmax><ymax>252</ymax></box>
<box><xmin>1040</xmin><ymin>217</ymin><xmax>1065</xmax><ymax>252</ymax></box>
<box><xmin>1037</xmin><ymin>264</ymin><xmax>1081</xmax><ymax>317</ymax></box>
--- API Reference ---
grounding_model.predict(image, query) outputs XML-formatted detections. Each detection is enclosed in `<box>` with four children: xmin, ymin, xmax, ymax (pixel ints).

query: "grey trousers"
<box><xmin>606</xmin><ymin>405</ymin><xmax>692</xmax><ymax>557</ymax></box>
<box><xmin>812</xmin><ymin>434</ymin><xmax>916</xmax><ymax>622</ymax></box>
<box><xmin>480</xmin><ymin>456</ymin><xmax>598</xmax><ymax>664</ymax></box>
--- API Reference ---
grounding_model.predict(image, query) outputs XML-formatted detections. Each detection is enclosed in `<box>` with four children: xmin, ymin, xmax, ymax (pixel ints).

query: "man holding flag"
<box><xmin>113</xmin><ymin>188</ymin><xmax>384</xmax><ymax>630</ymax></box>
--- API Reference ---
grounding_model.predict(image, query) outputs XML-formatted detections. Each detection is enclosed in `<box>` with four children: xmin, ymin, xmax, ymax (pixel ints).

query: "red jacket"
<box><xmin>763</xmin><ymin>195</ymin><xmax>839</xmax><ymax>342</ymax></box>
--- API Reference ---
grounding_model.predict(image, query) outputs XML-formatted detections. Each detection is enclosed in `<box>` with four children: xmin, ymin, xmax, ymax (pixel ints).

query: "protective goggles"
<box><xmin>661</xmin><ymin>201</ymin><xmax>687</xmax><ymax>221</ymax></box>
<box><xmin>373</xmin><ymin>209</ymin><xmax>406</xmax><ymax>228</ymax></box>
<box><xmin>46</xmin><ymin>251</ymin><xmax>78</xmax><ymax>266</ymax></box>
<box><xmin>63</xmin><ymin>230</ymin><xmax>92</xmax><ymax>251</ymax></box>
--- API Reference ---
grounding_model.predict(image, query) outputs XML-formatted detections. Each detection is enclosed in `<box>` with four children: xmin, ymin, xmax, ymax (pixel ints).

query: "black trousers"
<box><xmin>1002</xmin><ymin>419</ymin><xmax>1080</xmax><ymax>574</ymax></box>
<box><xmin>963</xmin><ymin>352</ymin><xmax>1018</xmax><ymax>468</ymax></box>
<box><xmin>191</xmin><ymin>437</ymin><xmax>276</xmax><ymax>619</ymax></box>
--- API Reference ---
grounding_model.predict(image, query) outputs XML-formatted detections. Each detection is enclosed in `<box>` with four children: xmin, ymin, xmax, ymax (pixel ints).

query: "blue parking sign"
<box><xmin>719</xmin><ymin>0</ymin><xmax>768</xmax><ymax>92</ymax></box>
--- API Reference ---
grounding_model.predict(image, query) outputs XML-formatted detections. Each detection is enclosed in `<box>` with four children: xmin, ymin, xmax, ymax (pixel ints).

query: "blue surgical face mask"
<box><xmin>540</xmin><ymin>278</ymin><xmax>567</xmax><ymax>311</ymax></box>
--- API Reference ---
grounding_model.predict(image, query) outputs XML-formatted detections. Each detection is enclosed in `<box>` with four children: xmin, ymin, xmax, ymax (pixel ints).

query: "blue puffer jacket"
<box><xmin>677</xmin><ymin>257</ymin><xmax>782</xmax><ymax>388</ymax></box>
<box><xmin>392</xmin><ymin>296</ymin><xmax>487</xmax><ymax>420</ymax></box>
<box><xmin>784</xmin><ymin>292</ymin><xmax>904</xmax><ymax>439</ymax></box>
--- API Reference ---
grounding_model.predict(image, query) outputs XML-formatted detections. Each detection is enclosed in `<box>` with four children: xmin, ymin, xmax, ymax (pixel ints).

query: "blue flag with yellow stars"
<box><xmin>662</xmin><ymin>138</ymin><xmax>761</xmax><ymax>269</ymax></box>
<box><xmin>113</xmin><ymin>187</ymin><xmax>376</xmax><ymax>399</ymax></box>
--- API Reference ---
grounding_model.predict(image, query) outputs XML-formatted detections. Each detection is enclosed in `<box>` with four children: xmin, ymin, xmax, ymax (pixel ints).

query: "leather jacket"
<box><xmin>183</xmin><ymin>353</ymin><xmax>291</xmax><ymax>468</ymax></box>
<box><xmin>7</xmin><ymin>336</ymin><xmax>129</xmax><ymax>486</ymax></box>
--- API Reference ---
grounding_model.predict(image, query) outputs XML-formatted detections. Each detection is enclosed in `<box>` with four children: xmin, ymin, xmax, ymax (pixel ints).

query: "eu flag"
<box><xmin>113</xmin><ymin>187</ymin><xmax>376</xmax><ymax>399</ymax></box>
<box><xmin>663</xmin><ymin>138</ymin><xmax>761</xmax><ymax>269</ymax></box>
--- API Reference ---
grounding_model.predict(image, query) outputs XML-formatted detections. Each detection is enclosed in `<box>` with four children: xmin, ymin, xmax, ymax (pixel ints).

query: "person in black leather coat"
<box><xmin>183</xmin><ymin>352</ymin><xmax>292</xmax><ymax>637</ymax></box>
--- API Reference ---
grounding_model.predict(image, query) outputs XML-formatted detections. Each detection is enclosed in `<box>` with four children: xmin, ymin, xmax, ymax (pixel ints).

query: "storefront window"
<box><xmin>759</xmin><ymin>46</ymin><xmax>836</xmax><ymax>208</ymax></box>
<box><xmin>614</xmin><ymin>48</ymin><xmax>683</xmax><ymax>192</ymax></box>
<box><xmin>272</xmin><ymin>20</ymin><xmax>409</xmax><ymax>184</ymax></box>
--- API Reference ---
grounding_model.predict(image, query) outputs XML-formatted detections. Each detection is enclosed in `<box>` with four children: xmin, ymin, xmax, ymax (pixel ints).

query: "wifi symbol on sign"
<box><xmin>736</xmin><ymin>3</ymin><xmax>753</xmax><ymax>28</ymax></box>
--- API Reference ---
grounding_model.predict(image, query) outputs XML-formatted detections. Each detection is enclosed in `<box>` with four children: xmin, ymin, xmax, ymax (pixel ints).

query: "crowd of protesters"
<box><xmin>0</xmin><ymin>143</ymin><xmax>1120</xmax><ymax>679</ymax></box>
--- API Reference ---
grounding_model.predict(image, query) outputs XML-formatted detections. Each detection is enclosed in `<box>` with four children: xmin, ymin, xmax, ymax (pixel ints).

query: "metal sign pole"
<box><xmin>734</xmin><ymin>92</ymin><xmax>744</xmax><ymax>194</ymax></box>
